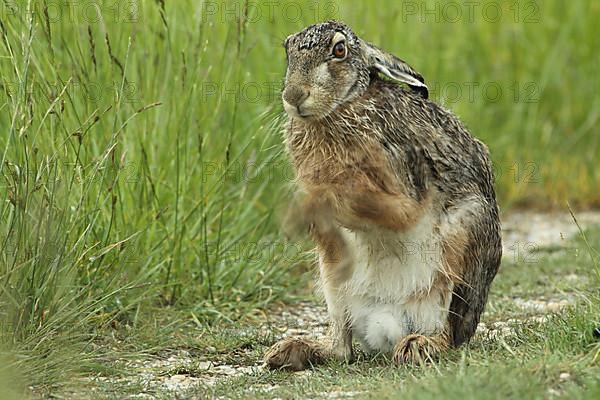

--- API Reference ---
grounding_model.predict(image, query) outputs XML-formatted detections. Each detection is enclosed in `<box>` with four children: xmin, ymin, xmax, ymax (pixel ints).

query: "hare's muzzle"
<box><xmin>282</xmin><ymin>85</ymin><xmax>312</xmax><ymax>118</ymax></box>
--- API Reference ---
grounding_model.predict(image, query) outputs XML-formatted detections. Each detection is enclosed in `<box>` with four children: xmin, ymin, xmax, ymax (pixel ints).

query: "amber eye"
<box><xmin>332</xmin><ymin>41</ymin><xmax>346</xmax><ymax>59</ymax></box>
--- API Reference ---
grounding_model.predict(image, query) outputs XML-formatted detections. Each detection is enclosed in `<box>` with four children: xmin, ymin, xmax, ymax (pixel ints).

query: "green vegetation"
<box><xmin>22</xmin><ymin>228</ymin><xmax>600</xmax><ymax>399</ymax></box>
<box><xmin>0</xmin><ymin>0</ymin><xmax>598</xmax><ymax>397</ymax></box>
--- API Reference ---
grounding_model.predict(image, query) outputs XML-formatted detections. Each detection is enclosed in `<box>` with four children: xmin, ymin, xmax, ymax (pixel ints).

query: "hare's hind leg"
<box><xmin>391</xmin><ymin>273</ymin><xmax>453</xmax><ymax>364</ymax></box>
<box><xmin>445</xmin><ymin>206</ymin><xmax>502</xmax><ymax>346</ymax></box>
<box><xmin>393</xmin><ymin>332</ymin><xmax>450</xmax><ymax>364</ymax></box>
<box><xmin>391</xmin><ymin>199</ymin><xmax>501</xmax><ymax>362</ymax></box>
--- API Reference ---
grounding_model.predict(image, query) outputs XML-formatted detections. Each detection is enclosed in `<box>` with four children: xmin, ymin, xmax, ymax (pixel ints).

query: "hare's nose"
<box><xmin>282</xmin><ymin>86</ymin><xmax>309</xmax><ymax>107</ymax></box>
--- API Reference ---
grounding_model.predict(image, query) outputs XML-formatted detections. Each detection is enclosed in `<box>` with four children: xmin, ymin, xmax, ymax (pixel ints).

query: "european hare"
<box><xmin>265</xmin><ymin>21</ymin><xmax>502</xmax><ymax>370</ymax></box>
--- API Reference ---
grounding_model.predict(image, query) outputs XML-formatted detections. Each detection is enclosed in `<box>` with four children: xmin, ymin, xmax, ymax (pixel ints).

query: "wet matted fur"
<box><xmin>265</xmin><ymin>21</ymin><xmax>502</xmax><ymax>371</ymax></box>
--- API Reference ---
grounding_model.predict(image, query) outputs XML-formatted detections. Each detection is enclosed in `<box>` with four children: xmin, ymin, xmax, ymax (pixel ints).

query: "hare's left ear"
<box><xmin>362</xmin><ymin>41</ymin><xmax>428</xmax><ymax>99</ymax></box>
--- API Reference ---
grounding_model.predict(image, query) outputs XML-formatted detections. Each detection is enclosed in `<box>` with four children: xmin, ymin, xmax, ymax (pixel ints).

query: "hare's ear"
<box><xmin>362</xmin><ymin>41</ymin><xmax>428</xmax><ymax>99</ymax></box>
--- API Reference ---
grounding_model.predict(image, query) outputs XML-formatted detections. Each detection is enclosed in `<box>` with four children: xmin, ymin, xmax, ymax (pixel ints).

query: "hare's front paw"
<box><xmin>264</xmin><ymin>337</ymin><xmax>325</xmax><ymax>371</ymax></box>
<box><xmin>392</xmin><ymin>334</ymin><xmax>447</xmax><ymax>364</ymax></box>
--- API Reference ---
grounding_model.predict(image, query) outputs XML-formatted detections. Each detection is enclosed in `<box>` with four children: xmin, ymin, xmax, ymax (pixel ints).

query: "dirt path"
<box><xmin>82</xmin><ymin>211</ymin><xmax>600</xmax><ymax>398</ymax></box>
<box><xmin>501</xmin><ymin>210</ymin><xmax>600</xmax><ymax>249</ymax></box>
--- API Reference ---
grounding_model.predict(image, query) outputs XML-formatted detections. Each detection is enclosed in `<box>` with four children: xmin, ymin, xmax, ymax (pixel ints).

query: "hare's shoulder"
<box><xmin>357</xmin><ymin>80</ymin><xmax>495</xmax><ymax>199</ymax></box>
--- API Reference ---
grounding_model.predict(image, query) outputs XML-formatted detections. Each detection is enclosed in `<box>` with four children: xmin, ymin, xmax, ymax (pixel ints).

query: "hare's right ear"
<box><xmin>283</xmin><ymin>35</ymin><xmax>293</xmax><ymax>62</ymax></box>
<box><xmin>361</xmin><ymin>41</ymin><xmax>429</xmax><ymax>99</ymax></box>
<box><xmin>283</xmin><ymin>34</ymin><xmax>293</xmax><ymax>49</ymax></box>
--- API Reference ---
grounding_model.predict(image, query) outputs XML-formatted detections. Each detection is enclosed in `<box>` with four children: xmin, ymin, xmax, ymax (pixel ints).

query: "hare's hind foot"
<box><xmin>264</xmin><ymin>337</ymin><xmax>326</xmax><ymax>371</ymax></box>
<box><xmin>392</xmin><ymin>333</ymin><xmax>449</xmax><ymax>365</ymax></box>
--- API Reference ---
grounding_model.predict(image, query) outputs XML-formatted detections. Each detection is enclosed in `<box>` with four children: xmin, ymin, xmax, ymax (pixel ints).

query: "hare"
<box><xmin>264</xmin><ymin>21</ymin><xmax>502</xmax><ymax>370</ymax></box>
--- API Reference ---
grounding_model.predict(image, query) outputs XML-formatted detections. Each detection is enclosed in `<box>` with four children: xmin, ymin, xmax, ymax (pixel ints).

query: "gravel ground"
<box><xmin>90</xmin><ymin>211</ymin><xmax>600</xmax><ymax>397</ymax></box>
<box><xmin>501</xmin><ymin>210</ymin><xmax>600</xmax><ymax>249</ymax></box>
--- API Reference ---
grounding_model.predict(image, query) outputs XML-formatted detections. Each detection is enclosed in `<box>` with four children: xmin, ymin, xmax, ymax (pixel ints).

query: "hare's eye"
<box><xmin>332</xmin><ymin>41</ymin><xmax>346</xmax><ymax>59</ymax></box>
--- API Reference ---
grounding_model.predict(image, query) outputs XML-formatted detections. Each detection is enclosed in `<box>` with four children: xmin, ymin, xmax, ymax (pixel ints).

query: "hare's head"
<box><xmin>282</xmin><ymin>21</ymin><xmax>428</xmax><ymax>121</ymax></box>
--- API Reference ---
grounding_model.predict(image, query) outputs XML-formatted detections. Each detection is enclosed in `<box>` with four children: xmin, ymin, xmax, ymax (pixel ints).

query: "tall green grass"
<box><xmin>0</xmin><ymin>0</ymin><xmax>598</xmax><ymax>391</ymax></box>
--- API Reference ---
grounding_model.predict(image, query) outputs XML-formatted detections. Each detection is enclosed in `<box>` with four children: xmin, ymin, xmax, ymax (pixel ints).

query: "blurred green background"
<box><xmin>0</xmin><ymin>0</ymin><xmax>599</xmax><ymax>392</ymax></box>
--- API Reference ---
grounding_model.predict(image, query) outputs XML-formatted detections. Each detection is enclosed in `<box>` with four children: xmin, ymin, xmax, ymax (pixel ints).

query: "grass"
<box><xmin>35</xmin><ymin>227</ymin><xmax>600</xmax><ymax>399</ymax></box>
<box><xmin>0</xmin><ymin>0</ymin><xmax>599</xmax><ymax>397</ymax></box>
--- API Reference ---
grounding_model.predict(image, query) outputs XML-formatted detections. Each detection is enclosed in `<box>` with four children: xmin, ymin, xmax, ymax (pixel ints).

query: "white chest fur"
<box><xmin>331</xmin><ymin>212</ymin><xmax>450</xmax><ymax>352</ymax></box>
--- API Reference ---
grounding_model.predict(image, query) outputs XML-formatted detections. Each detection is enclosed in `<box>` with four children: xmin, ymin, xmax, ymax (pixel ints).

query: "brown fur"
<box><xmin>393</xmin><ymin>332</ymin><xmax>450</xmax><ymax>364</ymax></box>
<box><xmin>266</xmin><ymin>21</ymin><xmax>502</xmax><ymax>370</ymax></box>
<box><xmin>441</xmin><ymin>230</ymin><xmax>470</xmax><ymax>284</ymax></box>
<box><xmin>290</xmin><ymin>122</ymin><xmax>426</xmax><ymax>233</ymax></box>
<box><xmin>297</xmin><ymin>191</ymin><xmax>356</xmax><ymax>363</ymax></box>
<box><xmin>264</xmin><ymin>337</ymin><xmax>326</xmax><ymax>371</ymax></box>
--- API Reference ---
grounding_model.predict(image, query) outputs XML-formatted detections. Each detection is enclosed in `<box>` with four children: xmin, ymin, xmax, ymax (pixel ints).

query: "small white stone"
<box><xmin>547</xmin><ymin>388</ymin><xmax>561</xmax><ymax>397</ymax></box>
<box><xmin>206</xmin><ymin>346</ymin><xmax>217</xmax><ymax>353</ymax></box>
<box><xmin>559</xmin><ymin>372</ymin><xmax>570</xmax><ymax>381</ymax></box>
